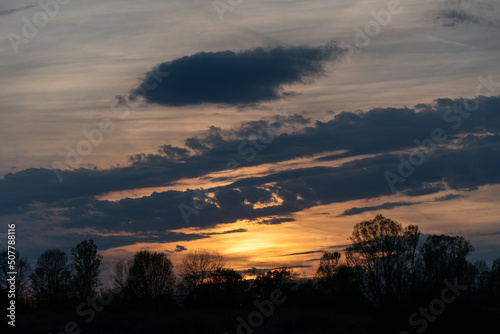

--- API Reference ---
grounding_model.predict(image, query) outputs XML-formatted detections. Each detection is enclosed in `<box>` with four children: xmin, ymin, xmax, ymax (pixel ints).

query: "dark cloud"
<box><xmin>285</xmin><ymin>264</ymin><xmax>313</xmax><ymax>269</ymax></box>
<box><xmin>166</xmin><ymin>245</ymin><xmax>187</xmax><ymax>253</ymax></box>
<box><xmin>175</xmin><ymin>245</ymin><xmax>187</xmax><ymax>252</ymax></box>
<box><xmin>338</xmin><ymin>201</ymin><xmax>418</xmax><ymax>217</ymax></box>
<box><xmin>434</xmin><ymin>194</ymin><xmax>465</xmax><ymax>202</ymax></box>
<box><xmin>202</xmin><ymin>228</ymin><xmax>248</xmax><ymax>235</ymax></box>
<box><xmin>129</xmin><ymin>44</ymin><xmax>343</xmax><ymax>106</ymax></box>
<box><xmin>47</xmin><ymin>231</ymin><xmax>207</xmax><ymax>252</ymax></box>
<box><xmin>304</xmin><ymin>258</ymin><xmax>322</xmax><ymax>262</ymax></box>
<box><xmin>435</xmin><ymin>0</ymin><xmax>499</xmax><ymax>27</ymax></box>
<box><xmin>473</xmin><ymin>230</ymin><xmax>500</xmax><ymax>237</ymax></box>
<box><xmin>283</xmin><ymin>250</ymin><xmax>325</xmax><ymax>256</ymax></box>
<box><xmin>403</xmin><ymin>184</ymin><xmax>446</xmax><ymax>197</ymax></box>
<box><xmin>256</xmin><ymin>217</ymin><xmax>296</xmax><ymax>225</ymax></box>
<box><xmin>435</xmin><ymin>9</ymin><xmax>481</xmax><ymax>26</ymax></box>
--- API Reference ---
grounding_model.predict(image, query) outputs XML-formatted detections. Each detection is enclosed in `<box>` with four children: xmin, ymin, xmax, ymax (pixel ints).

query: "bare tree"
<box><xmin>316</xmin><ymin>251</ymin><xmax>342</xmax><ymax>279</ymax></box>
<box><xmin>111</xmin><ymin>259</ymin><xmax>133</xmax><ymax>290</ymax></box>
<box><xmin>315</xmin><ymin>251</ymin><xmax>363</xmax><ymax>308</ymax></box>
<box><xmin>30</xmin><ymin>248</ymin><xmax>72</xmax><ymax>307</ymax></box>
<box><xmin>127</xmin><ymin>250</ymin><xmax>175</xmax><ymax>300</ymax></box>
<box><xmin>0</xmin><ymin>249</ymin><xmax>31</xmax><ymax>302</ymax></box>
<box><xmin>179</xmin><ymin>249</ymin><xmax>225</xmax><ymax>290</ymax></box>
<box><xmin>345</xmin><ymin>214</ymin><xmax>421</xmax><ymax>305</ymax></box>
<box><xmin>210</xmin><ymin>268</ymin><xmax>243</xmax><ymax>284</ymax></box>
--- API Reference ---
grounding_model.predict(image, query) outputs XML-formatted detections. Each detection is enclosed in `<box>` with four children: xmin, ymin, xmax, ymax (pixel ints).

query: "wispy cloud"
<box><xmin>338</xmin><ymin>201</ymin><xmax>418</xmax><ymax>217</ymax></box>
<box><xmin>0</xmin><ymin>5</ymin><xmax>36</xmax><ymax>16</ymax></box>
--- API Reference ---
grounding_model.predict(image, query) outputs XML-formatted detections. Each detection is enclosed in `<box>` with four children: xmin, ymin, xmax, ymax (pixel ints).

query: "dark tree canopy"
<box><xmin>30</xmin><ymin>248</ymin><xmax>72</xmax><ymax>308</ymax></box>
<box><xmin>346</xmin><ymin>214</ymin><xmax>421</xmax><ymax>305</ymax></box>
<box><xmin>420</xmin><ymin>234</ymin><xmax>474</xmax><ymax>284</ymax></box>
<box><xmin>316</xmin><ymin>251</ymin><xmax>342</xmax><ymax>279</ymax></box>
<box><xmin>210</xmin><ymin>268</ymin><xmax>243</xmax><ymax>284</ymax></box>
<box><xmin>0</xmin><ymin>249</ymin><xmax>31</xmax><ymax>302</ymax></box>
<box><xmin>127</xmin><ymin>250</ymin><xmax>175</xmax><ymax>300</ymax></box>
<box><xmin>71</xmin><ymin>239</ymin><xmax>103</xmax><ymax>299</ymax></box>
<box><xmin>179</xmin><ymin>249</ymin><xmax>225</xmax><ymax>290</ymax></box>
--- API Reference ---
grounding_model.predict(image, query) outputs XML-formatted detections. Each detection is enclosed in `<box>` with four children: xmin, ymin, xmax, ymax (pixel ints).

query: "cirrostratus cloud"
<box><xmin>130</xmin><ymin>44</ymin><xmax>343</xmax><ymax>106</ymax></box>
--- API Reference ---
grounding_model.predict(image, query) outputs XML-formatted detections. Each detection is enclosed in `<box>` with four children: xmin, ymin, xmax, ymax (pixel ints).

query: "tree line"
<box><xmin>1</xmin><ymin>215</ymin><xmax>499</xmax><ymax>333</ymax></box>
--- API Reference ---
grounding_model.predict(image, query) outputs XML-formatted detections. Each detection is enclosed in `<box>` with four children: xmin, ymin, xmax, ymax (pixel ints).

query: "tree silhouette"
<box><xmin>0</xmin><ymin>249</ymin><xmax>31</xmax><ymax>303</ymax></box>
<box><xmin>30</xmin><ymin>248</ymin><xmax>72</xmax><ymax>308</ymax></box>
<box><xmin>111</xmin><ymin>259</ymin><xmax>133</xmax><ymax>290</ymax></box>
<box><xmin>345</xmin><ymin>214</ymin><xmax>421</xmax><ymax>305</ymax></box>
<box><xmin>126</xmin><ymin>250</ymin><xmax>175</xmax><ymax>302</ymax></box>
<box><xmin>490</xmin><ymin>258</ymin><xmax>500</xmax><ymax>306</ymax></box>
<box><xmin>316</xmin><ymin>251</ymin><xmax>363</xmax><ymax>309</ymax></box>
<box><xmin>194</xmin><ymin>268</ymin><xmax>250</xmax><ymax>307</ymax></box>
<box><xmin>210</xmin><ymin>268</ymin><xmax>243</xmax><ymax>284</ymax></box>
<box><xmin>254</xmin><ymin>266</ymin><xmax>298</xmax><ymax>298</ymax></box>
<box><xmin>71</xmin><ymin>239</ymin><xmax>103</xmax><ymax>300</ymax></box>
<box><xmin>420</xmin><ymin>234</ymin><xmax>474</xmax><ymax>285</ymax></box>
<box><xmin>179</xmin><ymin>249</ymin><xmax>225</xmax><ymax>291</ymax></box>
<box><xmin>316</xmin><ymin>251</ymin><xmax>342</xmax><ymax>279</ymax></box>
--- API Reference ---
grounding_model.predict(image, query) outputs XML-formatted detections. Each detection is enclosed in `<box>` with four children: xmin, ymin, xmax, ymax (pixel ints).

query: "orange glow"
<box><xmin>99</xmin><ymin>184</ymin><xmax>500</xmax><ymax>281</ymax></box>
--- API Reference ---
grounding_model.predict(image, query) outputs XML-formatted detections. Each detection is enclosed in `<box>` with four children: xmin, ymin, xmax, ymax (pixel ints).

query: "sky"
<box><xmin>0</xmin><ymin>0</ymin><xmax>499</xmax><ymax>281</ymax></box>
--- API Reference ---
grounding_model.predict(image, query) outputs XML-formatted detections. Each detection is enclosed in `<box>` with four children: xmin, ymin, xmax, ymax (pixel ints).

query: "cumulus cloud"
<box><xmin>129</xmin><ymin>44</ymin><xmax>343</xmax><ymax>106</ymax></box>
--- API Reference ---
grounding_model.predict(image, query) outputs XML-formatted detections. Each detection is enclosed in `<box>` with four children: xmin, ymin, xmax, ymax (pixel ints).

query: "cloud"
<box><xmin>434</xmin><ymin>194</ymin><xmax>465</xmax><ymax>202</ymax></box>
<box><xmin>166</xmin><ymin>245</ymin><xmax>187</xmax><ymax>253</ymax></box>
<box><xmin>338</xmin><ymin>201</ymin><xmax>418</xmax><ymax>217</ymax></box>
<box><xmin>202</xmin><ymin>228</ymin><xmax>248</xmax><ymax>235</ymax></box>
<box><xmin>49</xmin><ymin>231</ymin><xmax>207</xmax><ymax>252</ymax></box>
<box><xmin>283</xmin><ymin>250</ymin><xmax>325</xmax><ymax>257</ymax></box>
<box><xmin>436</xmin><ymin>9</ymin><xmax>481</xmax><ymax>26</ymax></box>
<box><xmin>256</xmin><ymin>217</ymin><xmax>296</xmax><ymax>225</ymax></box>
<box><xmin>0</xmin><ymin>5</ymin><xmax>36</xmax><ymax>16</ymax></box>
<box><xmin>2</xmin><ymin>95</ymin><xmax>500</xmax><ymax>240</ymax></box>
<box><xmin>129</xmin><ymin>44</ymin><xmax>343</xmax><ymax>106</ymax></box>
<box><xmin>0</xmin><ymin>113</ymin><xmax>312</xmax><ymax>213</ymax></box>
<box><xmin>56</xmin><ymin>139</ymin><xmax>500</xmax><ymax>233</ymax></box>
<box><xmin>473</xmin><ymin>230</ymin><xmax>500</xmax><ymax>237</ymax></box>
<box><xmin>435</xmin><ymin>0</ymin><xmax>499</xmax><ymax>27</ymax></box>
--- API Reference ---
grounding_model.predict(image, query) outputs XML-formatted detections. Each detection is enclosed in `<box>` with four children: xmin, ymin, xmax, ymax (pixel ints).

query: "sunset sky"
<box><xmin>1</xmin><ymin>0</ymin><xmax>499</xmax><ymax>281</ymax></box>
